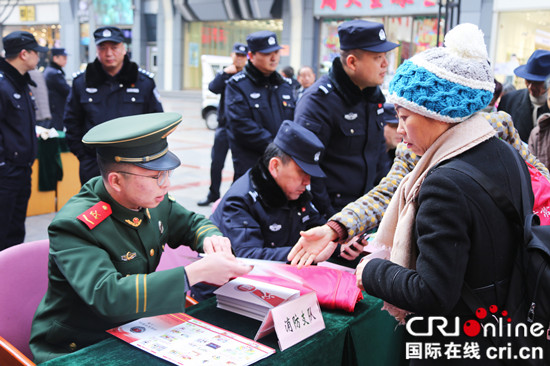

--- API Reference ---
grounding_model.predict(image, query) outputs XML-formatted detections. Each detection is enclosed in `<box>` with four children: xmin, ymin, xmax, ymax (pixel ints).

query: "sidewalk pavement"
<box><xmin>24</xmin><ymin>89</ymin><xmax>233</xmax><ymax>243</ymax></box>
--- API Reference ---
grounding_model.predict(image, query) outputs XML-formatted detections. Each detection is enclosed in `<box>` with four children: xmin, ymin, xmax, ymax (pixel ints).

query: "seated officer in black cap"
<box><xmin>225</xmin><ymin>30</ymin><xmax>295</xmax><ymax>181</ymax></box>
<box><xmin>294</xmin><ymin>20</ymin><xmax>399</xmax><ymax>218</ymax></box>
<box><xmin>30</xmin><ymin>112</ymin><xmax>252</xmax><ymax>363</ymax></box>
<box><xmin>198</xmin><ymin>42</ymin><xmax>248</xmax><ymax>207</ymax></box>
<box><xmin>44</xmin><ymin>48</ymin><xmax>70</xmax><ymax>131</ymax></box>
<box><xmin>210</xmin><ymin>121</ymin><xmax>364</xmax><ymax>264</ymax></box>
<box><xmin>64</xmin><ymin>26</ymin><xmax>163</xmax><ymax>185</ymax></box>
<box><xmin>0</xmin><ymin>31</ymin><xmax>48</xmax><ymax>250</ymax></box>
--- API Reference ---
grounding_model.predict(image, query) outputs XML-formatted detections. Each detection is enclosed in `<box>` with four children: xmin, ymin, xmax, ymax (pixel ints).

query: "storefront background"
<box><xmin>183</xmin><ymin>19</ymin><xmax>283</xmax><ymax>89</ymax></box>
<box><xmin>493</xmin><ymin>10</ymin><xmax>550</xmax><ymax>90</ymax></box>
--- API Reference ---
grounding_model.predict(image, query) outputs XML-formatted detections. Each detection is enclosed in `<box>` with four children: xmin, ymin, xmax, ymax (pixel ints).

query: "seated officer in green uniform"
<box><xmin>29</xmin><ymin>112</ymin><xmax>252</xmax><ymax>363</ymax></box>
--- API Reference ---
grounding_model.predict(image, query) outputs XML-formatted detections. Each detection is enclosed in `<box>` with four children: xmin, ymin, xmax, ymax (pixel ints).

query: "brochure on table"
<box><xmin>107</xmin><ymin>312</ymin><xmax>275</xmax><ymax>366</ymax></box>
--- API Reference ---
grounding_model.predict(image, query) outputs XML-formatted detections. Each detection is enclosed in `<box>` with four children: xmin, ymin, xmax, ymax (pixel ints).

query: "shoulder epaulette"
<box><xmin>72</xmin><ymin>70</ymin><xmax>84</xmax><ymax>79</ymax></box>
<box><xmin>77</xmin><ymin>201</ymin><xmax>112</xmax><ymax>230</ymax></box>
<box><xmin>138</xmin><ymin>68</ymin><xmax>155</xmax><ymax>79</ymax></box>
<box><xmin>230</xmin><ymin>73</ymin><xmax>246</xmax><ymax>83</ymax></box>
<box><xmin>318</xmin><ymin>81</ymin><xmax>334</xmax><ymax>95</ymax></box>
<box><xmin>282</xmin><ymin>76</ymin><xmax>292</xmax><ymax>85</ymax></box>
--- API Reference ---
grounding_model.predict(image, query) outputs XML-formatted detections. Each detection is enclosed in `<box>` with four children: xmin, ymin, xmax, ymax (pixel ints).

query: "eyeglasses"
<box><xmin>116</xmin><ymin>170</ymin><xmax>173</xmax><ymax>186</ymax></box>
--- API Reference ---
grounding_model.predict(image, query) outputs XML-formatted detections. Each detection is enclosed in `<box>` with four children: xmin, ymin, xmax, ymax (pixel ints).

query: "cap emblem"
<box><xmin>269</xmin><ymin>223</ymin><xmax>282</xmax><ymax>232</ymax></box>
<box><xmin>379</xmin><ymin>29</ymin><xmax>386</xmax><ymax>41</ymax></box>
<box><xmin>102</xmin><ymin>29</ymin><xmax>112</xmax><ymax>37</ymax></box>
<box><xmin>239</xmin><ymin>46</ymin><xmax>246</xmax><ymax>52</ymax></box>
<box><xmin>344</xmin><ymin>112</ymin><xmax>358</xmax><ymax>120</ymax></box>
<box><xmin>314</xmin><ymin>151</ymin><xmax>321</xmax><ymax>162</ymax></box>
<box><xmin>268</xmin><ymin>36</ymin><xmax>275</xmax><ymax>45</ymax></box>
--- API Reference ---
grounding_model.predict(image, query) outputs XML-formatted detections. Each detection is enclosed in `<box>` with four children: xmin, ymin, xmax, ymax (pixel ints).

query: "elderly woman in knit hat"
<box><xmin>353</xmin><ymin>24</ymin><xmax>534</xmax><ymax>361</ymax></box>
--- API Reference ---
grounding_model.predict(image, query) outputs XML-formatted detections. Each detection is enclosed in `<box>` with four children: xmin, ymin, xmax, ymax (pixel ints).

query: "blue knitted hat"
<box><xmin>388</xmin><ymin>23</ymin><xmax>494</xmax><ymax>123</ymax></box>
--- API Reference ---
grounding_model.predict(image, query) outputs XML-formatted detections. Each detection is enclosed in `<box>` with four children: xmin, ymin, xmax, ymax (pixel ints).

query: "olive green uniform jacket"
<box><xmin>30</xmin><ymin>177</ymin><xmax>221</xmax><ymax>363</ymax></box>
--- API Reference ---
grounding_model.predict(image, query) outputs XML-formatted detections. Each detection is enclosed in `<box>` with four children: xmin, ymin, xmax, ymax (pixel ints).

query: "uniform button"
<box><xmin>270</xmin><ymin>242</ymin><xmax>275</xmax><ymax>247</ymax></box>
<box><xmin>150</xmin><ymin>249</ymin><xmax>155</xmax><ymax>257</ymax></box>
<box><xmin>350</xmin><ymin>129</ymin><xmax>355</xmax><ymax>134</ymax></box>
<box><xmin>254</xmin><ymin>104</ymin><xmax>259</xmax><ymax>108</ymax></box>
<box><xmin>131</xmin><ymin>97</ymin><xmax>136</xmax><ymax>102</ymax></box>
<box><xmin>119</xmin><ymin>84</ymin><xmax>123</xmax><ymax>88</ymax></box>
<box><xmin>243</xmin><ymin>221</ymin><xmax>248</xmax><ymax>226</ymax></box>
<box><xmin>14</xmin><ymin>152</ymin><xmax>18</xmax><ymax>156</ymax></box>
<box><xmin>69</xmin><ymin>342</ymin><xmax>77</xmax><ymax>351</ymax></box>
<box><xmin>88</xmin><ymin>98</ymin><xmax>93</xmax><ymax>102</ymax></box>
<box><xmin>336</xmin><ymin>193</ymin><xmax>341</xmax><ymax>198</ymax></box>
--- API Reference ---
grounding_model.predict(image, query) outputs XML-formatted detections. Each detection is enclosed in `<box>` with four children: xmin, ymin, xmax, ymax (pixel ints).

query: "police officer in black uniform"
<box><xmin>224</xmin><ymin>30</ymin><xmax>295</xmax><ymax>181</ymax></box>
<box><xmin>44</xmin><ymin>48</ymin><xmax>70</xmax><ymax>131</ymax></box>
<box><xmin>0</xmin><ymin>31</ymin><xmax>48</xmax><ymax>250</ymax></box>
<box><xmin>294</xmin><ymin>20</ymin><xmax>399</xmax><ymax>217</ymax></box>
<box><xmin>198</xmin><ymin>42</ymin><xmax>248</xmax><ymax>207</ymax></box>
<box><xmin>64</xmin><ymin>26</ymin><xmax>163</xmax><ymax>185</ymax></box>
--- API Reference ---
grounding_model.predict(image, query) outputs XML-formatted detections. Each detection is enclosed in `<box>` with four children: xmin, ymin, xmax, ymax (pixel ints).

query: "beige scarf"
<box><xmin>373</xmin><ymin>113</ymin><xmax>496</xmax><ymax>323</ymax></box>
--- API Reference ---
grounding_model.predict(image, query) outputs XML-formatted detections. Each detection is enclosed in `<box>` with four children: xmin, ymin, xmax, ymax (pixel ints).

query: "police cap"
<box><xmin>246</xmin><ymin>31</ymin><xmax>282</xmax><ymax>53</ymax></box>
<box><xmin>514</xmin><ymin>50</ymin><xmax>550</xmax><ymax>82</ymax></box>
<box><xmin>3</xmin><ymin>31</ymin><xmax>48</xmax><ymax>57</ymax></box>
<box><xmin>51</xmin><ymin>48</ymin><xmax>68</xmax><ymax>56</ymax></box>
<box><xmin>232</xmin><ymin>42</ymin><xmax>248</xmax><ymax>55</ymax></box>
<box><xmin>274</xmin><ymin>121</ymin><xmax>325</xmax><ymax>178</ymax></box>
<box><xmin>94</xmin><ymin>26</ymin><xmax>125</xmax><ymax>45</ymax></box>
<box><xmin>338</xmin><ymin>20</ymin><xmax>399</xmax><ymax>53</ymax></box>
<box><xmin>382</xmin><ymin>103</ymin><xmax>398</xmax><ymax>125</ymax></box>
<box><xmin>82</xmin><ymin>112</ymin><xmax>182</xmax><ymax>171</ymax></box>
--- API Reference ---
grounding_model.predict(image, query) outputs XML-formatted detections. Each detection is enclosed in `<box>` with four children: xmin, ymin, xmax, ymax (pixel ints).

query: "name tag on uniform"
<box><xmin>85</xmin><ymin>88</ymin><xmax>98</xmax><ymax>94</ymax></box>
<box><xmin>282</xmin><ymin>95</ymin><xmax>291</xmax><ymax>100</ymax></box>
<box><xmin>127</xmin><ymin>88</ymin><xmax>140</xmax><ymax>93</ymax></box>
<box><xmin>377</xmin><ymin>108</ymin><xmax>384</xmax><ymax>115</ymax></box>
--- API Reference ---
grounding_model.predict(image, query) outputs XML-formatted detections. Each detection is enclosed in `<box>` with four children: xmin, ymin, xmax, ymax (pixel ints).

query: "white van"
<box><xmin>201</xmin><ymin>54</ymin><xmax>232</xmax><ymax>130</ymax></box>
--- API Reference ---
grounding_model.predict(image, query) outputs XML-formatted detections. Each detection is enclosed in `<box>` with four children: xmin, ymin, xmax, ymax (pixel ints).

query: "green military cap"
<box><xmin>82</xmin><ymin>112</ymin><xmax>182</xmax><ymax>170</ymax></box>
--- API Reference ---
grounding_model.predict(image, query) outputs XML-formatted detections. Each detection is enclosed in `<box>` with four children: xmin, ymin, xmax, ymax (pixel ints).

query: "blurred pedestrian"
<box><xmin>44</xmin><ymin>48</ymin><xmax>70</xmax><ymax>131</ymax></box>
<box><xmin>295</xmin><ymin>65</ymin><xmax>316</xmax><ymax>102</ymax></box>
<box><xmin>498</xmin><ymin>50</ymin><xmax>550</xmax><ymax>141</ymax></box>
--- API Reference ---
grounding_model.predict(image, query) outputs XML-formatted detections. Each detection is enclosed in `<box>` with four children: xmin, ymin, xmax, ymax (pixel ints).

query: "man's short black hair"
<box><xmin>261</xmin><ymin>143</ymin><xmax>291</xmax><ymax>168</ymax></box>
<box><xmin>281</xmin><ymin>66</ymin><xmax>295</xmax><ymax>78</ymax></box>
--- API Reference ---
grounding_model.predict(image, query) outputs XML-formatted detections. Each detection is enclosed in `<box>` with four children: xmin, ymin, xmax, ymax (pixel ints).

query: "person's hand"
<box><xmin>340</xmin><ymin>235</ymin><xmax>366</xmax><ymax>261</ymax></box>
<box><xmin>202</xmin><ymin>235</ymin><xmax>232</xmax><ymax>254</ymax></box>
<box><xmin>185</xmin><ymin>252</ymin><xmax>252</xmax><ymax>287</ymax></box>
<box><xmin>223</xmin><ymin>64</ymin><xmax>238</xmax><ymax>74</ymax></box>
<box><xmin>313</xmin><ymin>241</ymin><xmax>338</xmax><ymax>263</ymax></box>
<box><xmin>355</xmin><ymin>245</ymin><xmax>391</xmax><ymax>290</ymax></box>
<box><xmin>288</xmin><ymin>224</ymin><xmax>338</xmax><ymax>268</ymax></box>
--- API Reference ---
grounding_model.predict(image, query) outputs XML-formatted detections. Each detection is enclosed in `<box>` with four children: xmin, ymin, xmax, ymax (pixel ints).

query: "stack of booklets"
<box><xmin>214</xmin><ymin>277</ymin><xmax>300</xmax><ymax>321</ymax></box>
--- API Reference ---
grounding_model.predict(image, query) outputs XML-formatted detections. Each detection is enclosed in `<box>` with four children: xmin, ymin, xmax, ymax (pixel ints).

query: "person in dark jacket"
<box><xmin>0</xmin><ymin>31</ymin><xmax>48</xmax><ymax>250</ymax></box>
<box><xmin>198</xmin><ymin>42</ymin><xmax>248</xmax><ymax>207</ymax></box>
<box><xmin>64</xmin><ymin>26</ymin><xmax>163</xmax><ymax>185</ymax></box>
<box><xmin>354</xmin><ymin>24</ymin><xmax>531</xmax><ymax>364</ymax></box>
<box><xmin>498</xmin><ymin>49</ymin><xmax>550</xmax><ymax>142</ymax></box>
<box><xmin>44</xmin><ymin>48</ymin><xmax>70</xmax><ymax>131</ymax></box>
<box><xmin>224</xmin><ymin>30</ymin><xmax>295</xmax><ymax>181</ymax></box>
<box><xmin>294</xmin><ymin>20</ymin><xmax>399</xmax><ymax>217</ymax></box>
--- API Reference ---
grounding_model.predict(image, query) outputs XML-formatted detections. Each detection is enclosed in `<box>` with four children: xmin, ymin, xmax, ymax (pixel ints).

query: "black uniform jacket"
<box><xmin>210</xmin><ymin>162</ymin><xmax>325</xmax><ymax>261</ymax></box>
<box><xmin>224</xmin><ymin>62</ymin><xmax>295</xmax><ymax>178</ymax></box>
<box><xmin>294</xmin><ymin>57</ymin><xmax>389</xmax><ymax>217</ymax></box>
<box><xmin>0</xmin><ymin>58</ymin><xmax>38</xmax><ymax>169</ymax></box>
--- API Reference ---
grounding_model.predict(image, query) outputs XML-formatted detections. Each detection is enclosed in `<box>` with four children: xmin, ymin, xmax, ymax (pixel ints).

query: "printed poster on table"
<box><xmin>107</xmin><ymin>312</ymin><xmax>275</xmax><ymax>366</ymax></box>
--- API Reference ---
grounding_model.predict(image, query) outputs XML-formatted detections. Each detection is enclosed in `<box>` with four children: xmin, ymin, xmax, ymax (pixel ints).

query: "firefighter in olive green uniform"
<box><xmin>30</xmin><ymin>112</ymin><xmax>252</xmax><ymax>363</ymax></box>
